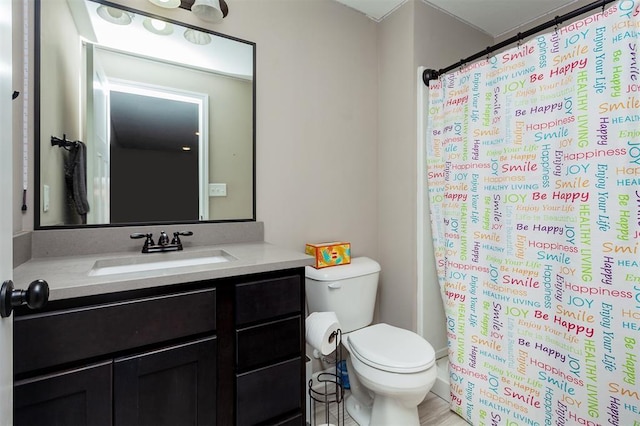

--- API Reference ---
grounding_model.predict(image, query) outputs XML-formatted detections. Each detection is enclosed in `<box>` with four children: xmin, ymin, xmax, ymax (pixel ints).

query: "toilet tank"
<box><xmin>305</xmin><ymin>257</ymin><xmax>381</xmax><ymax>333</ymax></box>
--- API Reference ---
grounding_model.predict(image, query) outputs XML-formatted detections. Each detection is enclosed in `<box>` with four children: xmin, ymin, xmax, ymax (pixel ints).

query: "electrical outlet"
<box><xmin>208</xmin><ymin>183</ymin><xmax>227</xmax><ymax>197</ymax></box>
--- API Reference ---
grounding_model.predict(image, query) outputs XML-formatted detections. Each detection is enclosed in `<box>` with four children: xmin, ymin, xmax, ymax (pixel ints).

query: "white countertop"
<box><xmin>13</xmin><ymin>242</ymin><xmax>314</xmax><ymax>301</ymax></box>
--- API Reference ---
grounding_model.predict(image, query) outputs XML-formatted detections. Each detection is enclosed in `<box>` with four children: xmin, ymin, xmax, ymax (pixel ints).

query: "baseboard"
<box><xmin>430</xmin><ymin>356</ymin><xmax>450</xmax><ymax>402</ymax></box>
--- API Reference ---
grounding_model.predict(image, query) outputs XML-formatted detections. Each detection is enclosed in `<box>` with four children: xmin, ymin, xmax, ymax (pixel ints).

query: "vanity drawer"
<box><xmin>14</xmin><ymin>288</ymin><xmax>216</xmax><ymax>375</ymax></box>
<box><xmin>235</xmin><ymin>275</ymin><xmax>301</xmax><ymax>325</ymax></box>
<box><xmin>236</xmin><ymin>316</ymin><xmax>301</xmax><ymax>371</ymax></box>
<box><xmin>236</xmin><ymin>358</ymin><xmax>302</xmax><ymax>426</ymax></box>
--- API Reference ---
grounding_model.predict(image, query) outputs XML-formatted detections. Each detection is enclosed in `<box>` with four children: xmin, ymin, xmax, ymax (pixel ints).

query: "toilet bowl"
<box><xmin>343</xmin><ymin>323</ymin><xmax>436</xmax><ymax>426</ymax></box>
<box><xmin>305</xmin><ymin>257</ymin><xmax>436</xmax><ymax>426</ymax></box>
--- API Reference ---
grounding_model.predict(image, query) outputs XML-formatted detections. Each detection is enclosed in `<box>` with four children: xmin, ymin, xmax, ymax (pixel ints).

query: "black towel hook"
<box><xmin>51</xmin><ymin>134</ymin><xmax>79</xmax><ymax>150</ymax></box>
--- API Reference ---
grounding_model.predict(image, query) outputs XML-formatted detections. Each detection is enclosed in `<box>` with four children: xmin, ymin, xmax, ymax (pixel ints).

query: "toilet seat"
<box><xmin>347</xmin><ymin>323</ymin><xmax>435</xmax><ymax>373</ymax></box>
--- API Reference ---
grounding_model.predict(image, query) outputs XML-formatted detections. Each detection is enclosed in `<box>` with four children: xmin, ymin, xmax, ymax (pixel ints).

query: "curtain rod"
<box><xmin>423</xmin><ymin>0</ymin><xmax>616</xmax><ymax>86</ymax></box>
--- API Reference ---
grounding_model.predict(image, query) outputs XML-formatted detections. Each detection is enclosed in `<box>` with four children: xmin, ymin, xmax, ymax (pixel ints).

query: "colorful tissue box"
<box><xmin>305</xmin><ymin>242</ymin><xmax>351</xmax><ymax>269</ymax></box>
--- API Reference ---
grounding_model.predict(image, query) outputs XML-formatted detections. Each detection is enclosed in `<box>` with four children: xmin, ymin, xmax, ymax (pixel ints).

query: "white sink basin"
<box><xmin>88</xmin><ymin>249</ymin><xmax>236</xmax><ymax>276</ymax></box>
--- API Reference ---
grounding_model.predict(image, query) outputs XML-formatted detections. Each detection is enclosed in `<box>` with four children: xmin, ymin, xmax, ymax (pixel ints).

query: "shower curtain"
<box><xmin>426</xmin><ymin>1</ymin><xmax>640</xmax><ymax>424</ymax></box>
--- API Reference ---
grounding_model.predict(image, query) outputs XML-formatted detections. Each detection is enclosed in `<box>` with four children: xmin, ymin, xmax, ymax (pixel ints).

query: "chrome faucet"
<box><xmin>130</xmin><ymin>231</ymin><xmax>193</xmax><ymax>253</ymax></box>
<box><xmin>158</xmin><ymin>231</ymin><xmax>170</xmax><ymax>246</ymax></box>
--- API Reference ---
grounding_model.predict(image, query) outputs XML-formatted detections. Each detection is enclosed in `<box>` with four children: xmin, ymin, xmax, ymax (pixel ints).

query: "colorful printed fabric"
<box><xmin>426</xmin><ymin>1</ymin><xmax>640</xmax><ymax>424</ymax></box>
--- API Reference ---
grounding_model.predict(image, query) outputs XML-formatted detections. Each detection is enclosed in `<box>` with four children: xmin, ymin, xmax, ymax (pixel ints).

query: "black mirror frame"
<box><xmin>33</xmin><ymin>0</ymin><xmax>256</xmax><ymax>230</ymax></box>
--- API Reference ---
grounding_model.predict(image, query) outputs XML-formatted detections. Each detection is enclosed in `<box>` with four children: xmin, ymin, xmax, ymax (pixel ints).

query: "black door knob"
<box><xmin>0</xmin><ymin>279</ymin><xmax>50</xmax><ymax>318</ymax></box>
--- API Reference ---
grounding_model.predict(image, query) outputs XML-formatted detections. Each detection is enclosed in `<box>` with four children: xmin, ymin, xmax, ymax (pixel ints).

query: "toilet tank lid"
<box><xmin>305</xmin><ymin>257</ymin><xmax>380</xmax><ymax>281</ymax></box>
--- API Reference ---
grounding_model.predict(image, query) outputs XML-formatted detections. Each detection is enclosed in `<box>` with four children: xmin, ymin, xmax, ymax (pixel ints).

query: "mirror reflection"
<box><xmin>36</xmin><ymin>0</ymin><xmax>255</xmax><ymax>228</ymax></box>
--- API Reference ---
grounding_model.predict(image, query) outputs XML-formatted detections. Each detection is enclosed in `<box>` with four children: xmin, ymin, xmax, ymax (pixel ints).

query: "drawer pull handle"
<box><xmin>0</xmin><ymin>279</ymin><xmax>50</xmax><ymax>318</ymax></box>
<box><xmin>328</xmin><ymin>282</ymin><xmax>342</xmax><ymax>289</ymax></box>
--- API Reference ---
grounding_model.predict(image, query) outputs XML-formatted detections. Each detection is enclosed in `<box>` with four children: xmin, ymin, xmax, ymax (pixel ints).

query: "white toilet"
<box><xmin>305</xmin><ymin>257</ymin><xmax>436</xmax><ymax>426</ymax></box>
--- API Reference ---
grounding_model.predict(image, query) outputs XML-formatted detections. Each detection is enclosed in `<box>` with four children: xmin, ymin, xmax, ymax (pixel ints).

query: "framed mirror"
<box><xmin>35</xmin><ymin>0</ymin><xmax>255</xmax><ymax>228</ymax></box>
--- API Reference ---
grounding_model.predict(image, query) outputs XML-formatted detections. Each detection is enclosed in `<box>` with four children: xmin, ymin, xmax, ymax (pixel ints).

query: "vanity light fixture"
<box><xmin>96</xmin><ymin>5</ymin><xmax>133</xmax><ymax>25</ymax></box>
<box><xmin>191</xmin><ymin>0</ymin><xmax>229</xmax><ymax>23</ymax></box>
<box><xmin>148</xmin><ymin>0</ymin><xmax>181</xmax><ymax>8</ymax></box>
<box><xmin>184</xmin><ymin>28</ymin><xmax>212</xmax><ymax>45</ymax></box>
<box><xmin>142</xmin><ymin>17</ymin><xmax>174</xmax><ymax>35</ymax></box>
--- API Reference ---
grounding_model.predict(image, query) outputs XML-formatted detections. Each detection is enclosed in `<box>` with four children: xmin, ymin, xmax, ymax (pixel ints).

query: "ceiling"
<box><xmin>79</xmin><ymin>0</ymin><xmax>253</xmax><ymax>79</ymax></box>
<box><xmin>334</xmin><ymin>0</ymin><xmax>582</xmax><ymax>37</ymax></box>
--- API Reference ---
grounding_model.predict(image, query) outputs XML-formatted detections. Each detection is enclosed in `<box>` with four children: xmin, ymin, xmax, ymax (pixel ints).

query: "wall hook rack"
<box><xmin>51</xmin><ymin>134</ymin><xmax>78</xmax><ymax>149</ymax></box>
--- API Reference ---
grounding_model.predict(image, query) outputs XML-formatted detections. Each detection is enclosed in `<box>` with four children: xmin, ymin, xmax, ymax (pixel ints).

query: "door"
<box><xmin>0</xmin><ymin>0</ymin><xmax>14</xmax><ymax>421</ymax></box>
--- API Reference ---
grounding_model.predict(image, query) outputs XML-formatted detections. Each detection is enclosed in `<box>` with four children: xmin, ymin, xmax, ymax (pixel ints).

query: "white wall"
<box><xmin>376</xmin><ymin>2</ymin><xmax>418</xmax><ymax>331</ymax></box>
<box><xmin>14</xmin><ymin>0</ymin><xmax>494</xmax><ymax>336</ymax></box>
<box><xmin>376</xmin><ymin>2</ymin><xmax>492</xmax><ymax>339</ymax></box>
<box><xmin>228</xmin><ymin>0</ymin><xmax>381</xmax><ymax>255</ymax></box>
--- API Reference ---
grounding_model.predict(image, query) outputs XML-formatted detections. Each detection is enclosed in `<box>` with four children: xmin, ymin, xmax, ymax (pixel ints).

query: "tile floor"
<box><xmin>310</xmin><ymin>390</ymin><xmax>470</xmax><ymax>426</ymax></box>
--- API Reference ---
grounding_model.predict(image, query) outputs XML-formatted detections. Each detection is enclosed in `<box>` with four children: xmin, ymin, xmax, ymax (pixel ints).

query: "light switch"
<box><xmin>209</xmin><ymin>183</ymin><xmax>227</xmax><ymax>197</ymax></box>
<box><xmin>43</xmin><ymin>184</ymin><xmax>50</xmax><ymax>212</ymax></box>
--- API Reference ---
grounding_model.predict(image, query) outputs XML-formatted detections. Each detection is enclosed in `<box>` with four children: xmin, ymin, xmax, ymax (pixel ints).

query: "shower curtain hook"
<box><xmin>486</xmin><ymin>46</ymin><xmax>491</xmax><ymax>61</ymax></box>
<box><xmin>516</xmin><ymin>33</ymin><xmax>522</xmax><ymax>49</ymax></box>
<box><xmin>554</xmin><ymin>16</ymin><xmax>560</xmax><ymax>34</ymax></box>
<box><xmin>601</xmin><ymin>0</ymin><xmax>606</xmax><ymax>13</ymax></box>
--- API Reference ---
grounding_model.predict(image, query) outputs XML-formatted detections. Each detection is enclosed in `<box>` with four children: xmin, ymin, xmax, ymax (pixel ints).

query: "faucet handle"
<box><xmin>171</xmin><ymin>231</ymin><xmax>193</xmax><ymax>245</ymax></box>
<box><xmin>130</xmin><ymin>233</ymin><xmax>154</xmax><ymax>252</ymax></box>
<box><xmin>130</xmin><ymin>233</ymin><xmax>154</xmax><ymax>244</ymax></box>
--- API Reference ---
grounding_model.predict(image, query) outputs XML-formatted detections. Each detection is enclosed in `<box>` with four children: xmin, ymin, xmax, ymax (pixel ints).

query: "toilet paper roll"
<box><xmin>305</xmin><ymin>311</ymin><xmax>341</xmax><ymax>356</ymax></box>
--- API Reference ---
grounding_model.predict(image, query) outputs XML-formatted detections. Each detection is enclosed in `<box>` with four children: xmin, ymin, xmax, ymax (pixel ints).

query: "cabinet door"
<box><xmin>236</xmin><ymin>358</ymin><xmax>302</xmax><ymax>426</ymax></box>
<box><xmin>14</xmin><ymin>362</ymin><xmax>112</xmax><ymax>426</ymax></box>
<box><xmin>114</xmin><ymin>337</ymin><xmax>217</xmax><ymax>426</ymax></box>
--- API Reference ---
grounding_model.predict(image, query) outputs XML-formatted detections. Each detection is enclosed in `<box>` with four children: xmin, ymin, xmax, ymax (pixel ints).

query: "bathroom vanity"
<box><xmin>12</xmin><ymin>231</ymin><xmax>312</xmax><ymax>426</ymax></box>
<box><xmin>18</xmin><ymin>0</ymin><xmax>296</xmax><ymax>421</ymax></box>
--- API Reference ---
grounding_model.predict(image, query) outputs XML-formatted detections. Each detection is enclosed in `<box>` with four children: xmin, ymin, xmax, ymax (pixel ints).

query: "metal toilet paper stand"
<box><xmin>308</xmin><ymin>329</ymin><xmax>345</xmax><ymax>426</ymax></box>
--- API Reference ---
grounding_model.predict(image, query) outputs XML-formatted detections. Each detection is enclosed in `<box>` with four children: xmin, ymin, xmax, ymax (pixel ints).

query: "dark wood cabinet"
<box><xmin>236</xmin><ymin>358</ymin><xmax>303</xmax><ymax>426</ymax></box>
<box><xmin>14</xmin><ymin>288</ymin><xmax>217</xmax><ymax>375</ymax></box>
<box><xmin>14</xmin><ymin>362</ymin><xmax>112</xmax><ymax>426</ymax></box>
<box><xmin>114</xmin><ymin>337</ymin><xmax>217</xmax><ymax>426</ymax></box>
<box><xmin>234</xmin><ymin>274</ymin><xmax>305</xmax><ymax>426</ymax></box>
<box><xmin>14</xmin><ymin>268</ymin><xmax>306</xmax><ymax>426</ymax></box>
<box><xmin>236</xmin><ymin>316</ymin><xmax>302</xmax><ymax>371</ymax></box>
